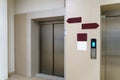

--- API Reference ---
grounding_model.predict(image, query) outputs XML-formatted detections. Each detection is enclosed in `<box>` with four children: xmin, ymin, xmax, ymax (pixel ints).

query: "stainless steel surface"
<box><xmin>33</xmin><ymin>16</ymin><xmax>64</xmax><ymax>22</ymax></box>
<box><xmin>40</xmin><ymin>21</ymin><xmax>64</xmax><ymax>25</ymax></box>
<box><xmin>91</xmin><ymin>49</ymin><xmax>96</xmax><ymax>59</ymax></box>
<box><xmin>40</xmin><ymin>24</ymin><xmax>53</xmax><ymax>75</ymax></box>
<box><xmin>54</xmin><ymin>23</ymin><xmax>64</xmax><ymax>76</ymax></box>
<box><xmin>101</xmin><ymin>16</ymin><xmax>106</xmax><ymax>80</ymax></box>
<box><xmin>40</xmin><ymin>23</ymin><xmax>64</xmax><ymax>77</ymax></box>
<box><xmin>106</xmin><ymin>15</ymin><xmax>120</xmax><ymax>18</ymax></box>
<box><xmin>103</xmin><ymin>18</ymin><xmax>120</xmax><ymax>80</ymax></box>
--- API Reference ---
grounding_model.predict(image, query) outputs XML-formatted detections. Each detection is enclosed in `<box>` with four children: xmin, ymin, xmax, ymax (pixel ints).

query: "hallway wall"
<box><xmin>15</xmin><ymin>14</ymin><xmax>27</xmax><ymax>76</ymax></box>
<box><xmin>15</xmin><ymin>0</ymin><xmax>65</xmax><ymax>14</ymax></box>
<box><xmin>12</xmin><ymin>0</ymin><xmax>120</xmax><ymax>78</ymax></box>
<box><xmin>31</xmin><ymin>20</ymin><xmax>40</xmax><ymax>76</ymax></box>
<box><xmin>65</xmin><ymin>0</ymin><xmax>100</xmax><ymax>80</ymax></box>
<box><xmin>8</xmin><ymin>0</ymin><xmax>15</xmax><ymax>74</ymax></box>
<box><xmin>0</xmin><ymin>0</ymin><xmax>8</xmax><ymax>79</ymax></box>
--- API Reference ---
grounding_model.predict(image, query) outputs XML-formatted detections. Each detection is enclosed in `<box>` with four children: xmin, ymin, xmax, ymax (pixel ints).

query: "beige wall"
<box><xmin>15</xmin><ymin>0</ymin><xmax>65</xmax><ymax>14</ymax></box>
<box><xmin>100</xmin><ymin>0</ymin><xmax>120</xmax><ymax>5</ymax></box>
<box><xmin>15</xmin><ymin>14</ymin><xmax>27</xmax><ymax>76</ymax></box>
<box><xmin>65</xmin><ymin>0</ymin><xmax>100</xmax><ymax>80</ymax></box>
<box><xmin>8</xmin><ymin>0</ymin><xmax>15</xmax><ymax>74</ymax></box>
<box><xmin>31</xmin><ymin>20</ymin><xmax>40</xmax><ymax>76</ymax></box>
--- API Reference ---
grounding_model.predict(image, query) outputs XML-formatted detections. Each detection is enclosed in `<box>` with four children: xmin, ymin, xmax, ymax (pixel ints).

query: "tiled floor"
<box><xmin>8</xmin><ymin>74</ymin><xmax>64</xmax><ymax>80</ymax></box>
<box><xmin>8</xmin><ymin>74</ymin><xmax>49</xmax><ymax>80</ymax></box>
<box><xmin>36</xmin><ymin>74</ymin><xmax>64</xmax><ymax>80</ymax></box>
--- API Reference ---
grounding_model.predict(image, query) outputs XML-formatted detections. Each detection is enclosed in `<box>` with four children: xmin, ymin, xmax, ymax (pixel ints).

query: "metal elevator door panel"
<box><xmin>104</xmin><ymin>18</ymin><xmax>120</xmax><ymax>80</ymax></box>
<box><xmin>40</xmin><ymin>22</ymin><xmax>64</xmax><ymax>77</ymax></box>
<box><xmin>40</xmin><ymin>24</ymin><xmax>53</xmax><ymax>75</ymax></box>
<box><xmin>54</xmin><ymin>23</ymin><xmax>64</xmax><ymax>77</ymax></box>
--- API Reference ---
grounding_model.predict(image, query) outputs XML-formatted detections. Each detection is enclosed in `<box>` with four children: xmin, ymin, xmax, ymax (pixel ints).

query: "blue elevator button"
<box><xmin>92</xmin><ymin>42</ymin><xmax>96</xmax><ymax>47</ymax></box>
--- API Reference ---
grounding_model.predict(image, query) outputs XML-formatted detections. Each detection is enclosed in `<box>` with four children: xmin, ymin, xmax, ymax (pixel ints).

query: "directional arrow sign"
<box><xmin>82</xmin><ymin>23</ymin><xmax>99</xmax><ymax>29</ymax></box>
<box><xmin>67</xmin><ymin>17</ymin><xmax>82</xmax><ymax>23</ymax></box>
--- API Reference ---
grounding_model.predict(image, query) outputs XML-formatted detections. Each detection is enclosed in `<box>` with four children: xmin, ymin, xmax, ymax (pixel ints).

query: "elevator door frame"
<box><xmin>39</xmin><ymin>21</ymin><xmax>64</xmax><ymax>77</ymax></box>
<box><xmin>26</xmin><ymin>8</ymin><xmax>65</xmax><ymax>77</ymax></box>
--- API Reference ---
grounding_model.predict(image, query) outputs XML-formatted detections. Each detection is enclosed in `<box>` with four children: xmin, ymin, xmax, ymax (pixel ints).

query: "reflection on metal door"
<box><xmin>40</xmin><ymin>23</ymin><xmax>64</xmax><ymax>77</ymax></box>
<box><xmin>40</xmin><ymin>24</ymin><xmax>53</xmax><ymax>75</ymax></box>
<box><xmin>103</xmin><ymin>18</ymin><xmax>120</xmax><ymax>80</ymax></box>
<box><xmin>54</xmin><ymin>24</ymin><xmax>64</xmax><ymax>76</ymax></box>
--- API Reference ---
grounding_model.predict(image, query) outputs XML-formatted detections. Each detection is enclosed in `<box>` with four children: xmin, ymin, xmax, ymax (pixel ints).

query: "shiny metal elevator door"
<box><xmin>40</xmin><ymin>23</ymin><xmax>64</xmax><ymax>77</ymax></box>
<box><xmin>103</xmin><ymin>18</ymin><xmax>120</xmax><ymax>80</ymax></box>
<box><xmin>54</xmin><ymin>24</ymin><xmax>64</xmax><ymax>76</ymax></box>
<box><xmin>40</xmin><ymin>24</ymin><xmax>53</xmax><ymax>75</ymax></box>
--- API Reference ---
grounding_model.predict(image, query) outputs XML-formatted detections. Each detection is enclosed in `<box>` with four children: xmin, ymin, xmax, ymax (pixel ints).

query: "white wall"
<box><xmin>0</xmin><ymin>0</ymin><xmax>8</xmax><ymax>79</ymax></box>
<box><xmin>15</xmin><ymin>0</ymin><xmax>64</xmax><ymax>14</ymax></box>
<box><xmin>100</xmin><ymin>0</ymin><xmax>120</xmax><ymax>5</ymax></box>
<box><xmin>65</xmin><ymin>0</ymin><xmax>100</xmax><ymax>80</ymax></box>
<box><xmin>8</xmin><ymin>0</ymin><xmax>15</xmax><ymax>74</ymax></box>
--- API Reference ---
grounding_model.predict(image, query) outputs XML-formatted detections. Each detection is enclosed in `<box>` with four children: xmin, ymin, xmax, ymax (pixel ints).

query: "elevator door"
<box><xmin>40</xmin><ymin>24</ymin><xmax>53</xmax><ymax>75</ymax></box>
<box><xmin>40</xmin><ymin>23</ymin><xmax>64</xmax><ymax>77</ymax></box>
<box><xmin>103</xmin><ymin>18</ymin><xmax>120</xmax><ymax>80</ymax></box>
<box><xmin>54</xmin><ymin>24</ymin><xmax>64</xmax><ymax>76</ymax></box>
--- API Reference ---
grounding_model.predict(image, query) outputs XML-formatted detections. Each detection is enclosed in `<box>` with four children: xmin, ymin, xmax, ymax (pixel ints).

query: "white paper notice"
<box><xmin>77</xmin><ymin>41</ymin><xmax>87</xmax><ymax>51</ymax></box>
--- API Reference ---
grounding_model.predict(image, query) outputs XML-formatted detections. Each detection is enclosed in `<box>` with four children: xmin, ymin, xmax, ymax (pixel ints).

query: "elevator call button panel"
<box><xmin>91</xmin><ymin>39</ymin><xmax>97</xmax><ymax>59</ymax></box>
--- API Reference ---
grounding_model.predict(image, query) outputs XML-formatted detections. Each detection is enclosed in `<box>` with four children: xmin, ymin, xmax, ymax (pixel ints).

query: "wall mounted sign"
<box><xmin>82</xmin><ymin>23</ymin><xmax>99</xmax><ymax>29</ymax></box>
<box><xmin>67</xmin><ymin>17</ymin><xmax>82</xmax><ymax>23</ymax></box>
<box><xmin>77</xmin><ymin>33</ymin><xmax>87</xmax><ymax>51</ymax></box>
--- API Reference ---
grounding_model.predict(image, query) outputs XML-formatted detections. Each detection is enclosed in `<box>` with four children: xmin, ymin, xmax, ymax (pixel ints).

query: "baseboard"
<box><xmin>8</xmin><ymin>71</ymin><xmax>15</xmax><ymax>77</ymax></box>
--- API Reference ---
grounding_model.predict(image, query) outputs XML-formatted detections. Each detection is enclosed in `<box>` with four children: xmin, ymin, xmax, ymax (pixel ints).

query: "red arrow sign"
<box><xmin>82</xmin><ymin>23</ymin><xmax>99</xmax><ymax>29</ymax></box>
<box><xmin>67</xmin><ymin>17</ymin><xmax>82</xmax><ymax>23</ymax></box>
